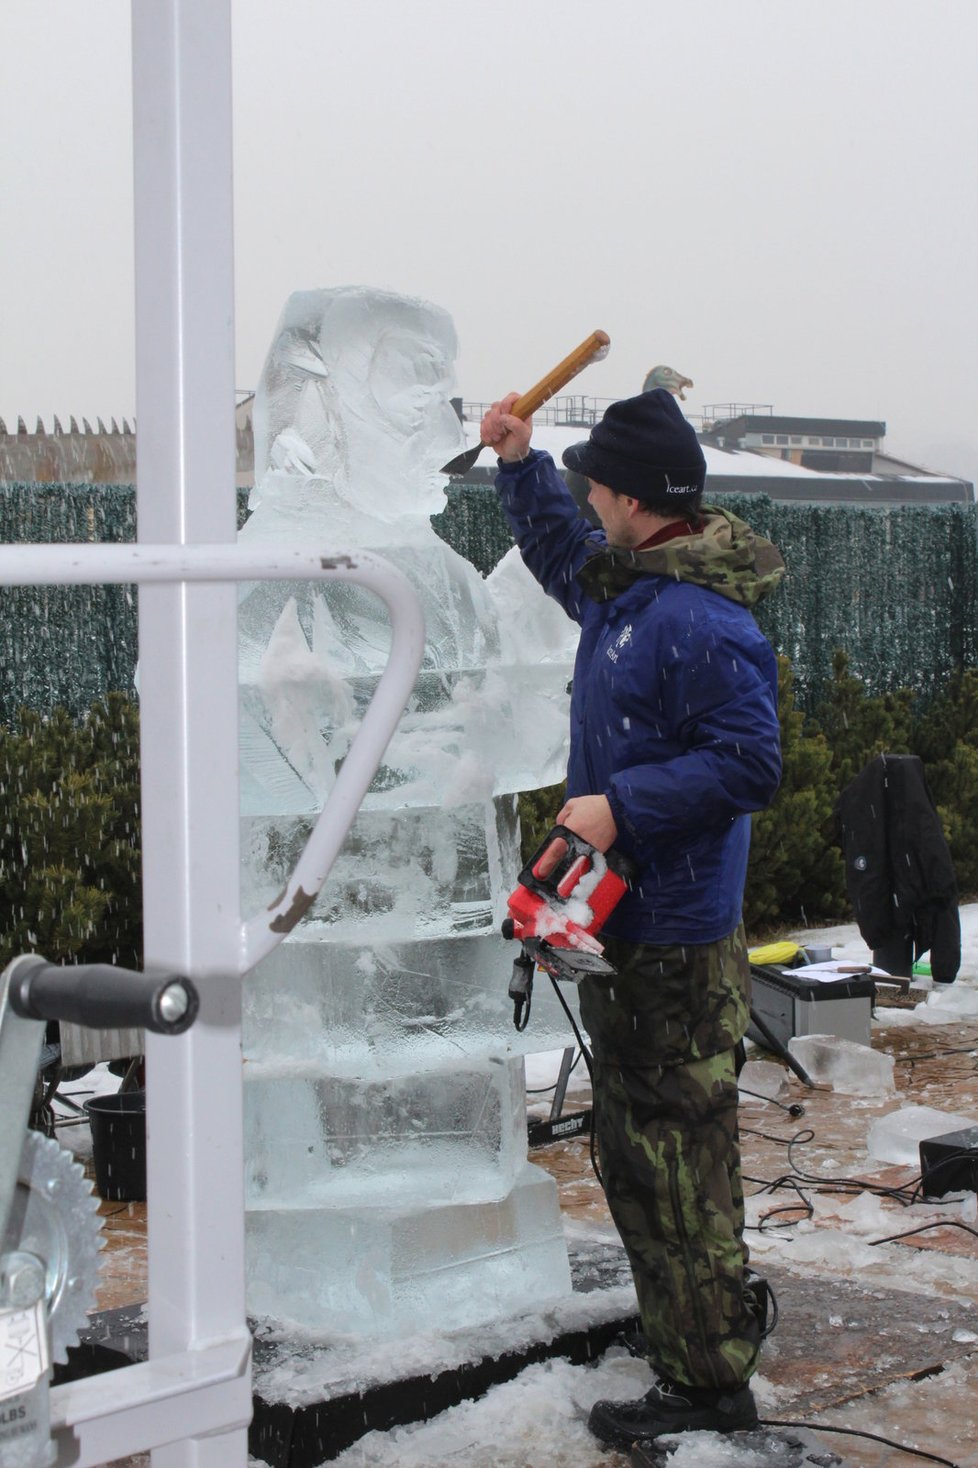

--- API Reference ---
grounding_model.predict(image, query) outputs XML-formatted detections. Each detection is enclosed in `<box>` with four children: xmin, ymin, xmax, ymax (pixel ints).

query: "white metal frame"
<box><xmin>0</xmin><ymin>3</ymin><xmax>425</xmax><ymax>1463</ymax></box>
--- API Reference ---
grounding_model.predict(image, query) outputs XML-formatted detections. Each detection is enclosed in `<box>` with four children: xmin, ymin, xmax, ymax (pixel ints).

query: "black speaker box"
<box><xmin>918</xmin><ymin>1124</ymin><xmax>978</xmax><ymax>1197</ymax></box>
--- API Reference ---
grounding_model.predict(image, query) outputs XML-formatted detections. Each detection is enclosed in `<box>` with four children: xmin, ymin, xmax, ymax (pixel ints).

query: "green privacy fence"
<box><xmin>716</xmin><ymin>492</ymin><xmax>978</xmax><ymax>706</ymax></box>
<box><xmin>1</xmin><ymin>481</ymin><xmax>976</xmax><ymax>723</ymax></box>
<box><xmin>434</xmin><ymin>486</ymin><xmax>978</xmax><ymax>709</ymax></box>
<box><xmin>0</xmin><ymin>484</ymin><xmax>250</xmax><ymax>724</ymax></box>
<box><xmin>1</xmin><ymin>484</ymin><xmax>139</xmax><ymax>724</ymax></box>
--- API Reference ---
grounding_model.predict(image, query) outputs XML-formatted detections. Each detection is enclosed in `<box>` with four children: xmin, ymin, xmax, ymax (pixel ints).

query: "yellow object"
<box><xmin>748</xmin><ymin>941</ymin><xmax>801</xmax><ymax>966</ymax></box>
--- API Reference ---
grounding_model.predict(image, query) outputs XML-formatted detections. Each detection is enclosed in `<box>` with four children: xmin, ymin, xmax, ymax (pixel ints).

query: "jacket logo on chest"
<box><xmin>606</xmin><ymin>623</ymin><xmax>633</xmax><ymax>664</ymax></box>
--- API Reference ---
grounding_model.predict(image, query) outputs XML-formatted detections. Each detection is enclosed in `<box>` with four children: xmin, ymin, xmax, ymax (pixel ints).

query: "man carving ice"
<box><xmin>480</xmin><ymin>387</ymin><xmax>785</xmax><ymax>1448</ymax></box>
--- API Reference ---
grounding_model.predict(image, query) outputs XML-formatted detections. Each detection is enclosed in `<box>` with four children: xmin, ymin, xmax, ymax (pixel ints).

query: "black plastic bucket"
<box><xmin>85</xmin><ymin>1090</ymin><xmax>146</xmax><ymax>1202</ymax></box>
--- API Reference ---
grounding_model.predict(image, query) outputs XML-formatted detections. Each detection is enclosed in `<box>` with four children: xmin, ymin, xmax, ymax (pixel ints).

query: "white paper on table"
<box><xmin>782</xmin><ymin>961</ymin><xmax>891</xmax><ymax>983</ymax></box>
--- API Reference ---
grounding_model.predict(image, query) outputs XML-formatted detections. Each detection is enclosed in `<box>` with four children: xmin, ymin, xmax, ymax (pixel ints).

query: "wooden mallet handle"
<box><xmin>510</xmin><ymin>330</ymin><xmax>611</xmax><ymax>421</ymax></box>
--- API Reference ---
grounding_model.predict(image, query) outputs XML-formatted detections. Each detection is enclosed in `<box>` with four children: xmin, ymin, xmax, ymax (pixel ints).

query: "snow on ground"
<box><xmin>792</xmin><ymin>902</ymin><xmax>978</xmax><ymax>986</ymax></box>
<box><xmin>322</xmin><ymin>1351</ymin><xmax>797</xmax><ymax>1468</ymax></box>
<box><xmin>329</xmin><ymin>1351</ymin><xmax>648</xmax><ymax>1467</ymax></box>
<box><xmin>795</xmin><ymin>902</ymin><xmax>978</xmax><ymax>1032</ymax></box>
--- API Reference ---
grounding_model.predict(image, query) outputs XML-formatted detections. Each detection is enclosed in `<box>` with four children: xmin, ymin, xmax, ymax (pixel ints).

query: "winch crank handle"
<box><xmin>510</xmin><ymin>331</ymin><xmax>611</xmax><ymax>421</ymax></box>
<box><xmin>5</xmin><ymin>954</ymin><xmax>200</xmax><ymax>1036</ymax></box>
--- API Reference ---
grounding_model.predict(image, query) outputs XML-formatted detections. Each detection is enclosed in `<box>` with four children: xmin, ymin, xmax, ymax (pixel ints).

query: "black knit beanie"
<box><xmin>562</xmin><ymin>389</ymin><xmax>706</xmax><ymax>506</ymax></box>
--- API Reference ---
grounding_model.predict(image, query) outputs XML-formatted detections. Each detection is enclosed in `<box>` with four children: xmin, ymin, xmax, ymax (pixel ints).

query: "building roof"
<box><xmin>712</xmin><ymin>414</ymin><xmax>887</xmax><ymax>438</ymax></box>
<box><xmin>460</xmin><ymin>421</ymin><xmax>974</xmax><ymax>505</ymax></box>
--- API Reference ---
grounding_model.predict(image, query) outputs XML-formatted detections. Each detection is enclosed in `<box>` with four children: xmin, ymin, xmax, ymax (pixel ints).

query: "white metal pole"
<box><xmin>6</xmin><ymin>17</ymin><xmax>425</xmax><ymax>1457</ymax></box>
<box><xmin>130</xmin><ymin>2</ymin><xmax>250</xmax><ymax>1465</ymax></box>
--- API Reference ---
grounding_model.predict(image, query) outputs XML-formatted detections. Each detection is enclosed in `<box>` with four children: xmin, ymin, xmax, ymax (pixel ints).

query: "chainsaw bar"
<box><xmin>525</xmin><ymin>938</ymin><xmax>615</xmax><ymax>982</ymax></box>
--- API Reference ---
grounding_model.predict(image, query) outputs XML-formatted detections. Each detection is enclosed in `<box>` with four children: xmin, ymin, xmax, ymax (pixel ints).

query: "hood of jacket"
<box><xmin>577</xmin><ymin>505</ymin><xmax>786</xmax><ymax>609</ymax></box>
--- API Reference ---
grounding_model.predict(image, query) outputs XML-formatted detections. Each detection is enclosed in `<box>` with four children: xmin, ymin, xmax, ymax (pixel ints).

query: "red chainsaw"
<box><xmin>501</xmin><ymin>825</ymin><xmax>638</xmax><ymax>1030</ymax></box>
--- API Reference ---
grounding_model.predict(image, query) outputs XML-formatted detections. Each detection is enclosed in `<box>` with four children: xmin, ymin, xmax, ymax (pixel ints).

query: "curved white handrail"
<box><xmin>0</xmin><ymin>542</ymin><xmax>425</xmax><ymax>976</ymax></box>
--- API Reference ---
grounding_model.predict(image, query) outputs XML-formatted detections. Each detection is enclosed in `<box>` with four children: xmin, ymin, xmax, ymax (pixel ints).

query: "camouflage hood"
<box><xmin>577</xmin><ymin>505</ymin><xmax>786</xmax><ymax>609</ymax></box>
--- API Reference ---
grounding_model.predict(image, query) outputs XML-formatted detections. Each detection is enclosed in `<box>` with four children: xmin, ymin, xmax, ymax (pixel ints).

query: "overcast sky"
<box><xmin>2</xmin><ymin>1</ymin><xmax>977</xmax><ymax>484</ymax></box>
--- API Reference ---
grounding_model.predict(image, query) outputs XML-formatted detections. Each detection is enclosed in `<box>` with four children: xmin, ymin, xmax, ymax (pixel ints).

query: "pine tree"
<box><xmin>0</xmin><ymin>698</ymin><xmax>142</xmax><ymax>968</ymax></box>
<box><xmin>518</xmin><ymin>782</ymin><xmax>566</xmax><ymax>865</ymax></box>
<box><xmin>912</xmin><ymin>669</ymin><xmax>978</xmax><ymax>895</ymax></box>
<box><xmin>813</xmin><ymin>649</ymin><xmax>914</xmax><ymax>792</ymax></box>
<box><xmin>77</xmin><ymin>694</ymin><xmax>142</xmax><ymax>966</ymax></box>
<box><xmin>930</xmin><ymin>744</ymin><xmax>978</xmax><ymax>896</ymax></box>
<box><xmin>913</xmin><ymin>667</ymin><xmax>978</xmax><ymax>765</ymax></box>
<box><xmin>744</xmin><ymin>656</ymin><xmax>844</xmax><ymax>932</ymax></box>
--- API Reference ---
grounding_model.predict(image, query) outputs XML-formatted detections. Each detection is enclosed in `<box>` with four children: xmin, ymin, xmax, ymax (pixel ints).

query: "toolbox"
<box><xmin>748</xmin><ymin>964</ymin><xmax>877</xmax><ymax>1050</ymax></box>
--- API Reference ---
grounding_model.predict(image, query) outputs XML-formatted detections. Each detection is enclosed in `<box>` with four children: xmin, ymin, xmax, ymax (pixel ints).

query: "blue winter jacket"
<box><xmin>496</xmin><ymin>450</ymin><xmax>784</xmax><ymax>946</ymax></box>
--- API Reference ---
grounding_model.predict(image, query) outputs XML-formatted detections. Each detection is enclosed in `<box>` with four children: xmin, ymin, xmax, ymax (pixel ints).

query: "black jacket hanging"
<box><xmin>836</xmin><ymin>753</ymin><xmax>960</xmax><ymax>980</ymax></box>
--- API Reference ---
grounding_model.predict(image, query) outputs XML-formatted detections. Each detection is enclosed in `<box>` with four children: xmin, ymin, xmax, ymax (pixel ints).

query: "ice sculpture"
<box><xmin>239</xmin><ymin>286</ymin><xmax>578</xmax><ymax>1336</ymax></box>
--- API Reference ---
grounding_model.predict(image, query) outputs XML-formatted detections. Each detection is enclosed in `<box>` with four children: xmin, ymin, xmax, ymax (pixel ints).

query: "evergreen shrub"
<box><xmin>911</xmin><ymin>668</ymin><xmax>978</xmax><ymax>894</ymax></box>
<box><xmin>3</xmin><ymin>658</ymin><xmax>975</xmax><ymax>966</ymax></box>
<box><xmin>812</xmin><ymin>649</ymin><xmax>914</xmax><ymax>790</ymax></box>
<box><xmin>0</xmin><ymin>694</ymin><xmax>141</xmax><ymax>969</ymax></box>
<box><xmin>742</xmin><ymin>658</ymin><xmax>844</xmax><ymax>932</ymax></box>
<box><xmin>517</xmin><ymin>783</ymin><xmax>566</xmax><ymax>866</ymax></box>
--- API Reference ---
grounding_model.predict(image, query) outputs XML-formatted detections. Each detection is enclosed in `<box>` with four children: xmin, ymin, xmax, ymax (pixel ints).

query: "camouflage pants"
<box><xmin>580</xmin><ymin>930</ymin><xmax>760</xmax><ymax>1390</ymax></box>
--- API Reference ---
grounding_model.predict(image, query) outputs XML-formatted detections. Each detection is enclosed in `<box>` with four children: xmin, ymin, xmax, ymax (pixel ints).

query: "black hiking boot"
<box><xmin>588</xmin><ymin>1376</ymin><xmax>759</xmax><ymax>1450</ymax></box>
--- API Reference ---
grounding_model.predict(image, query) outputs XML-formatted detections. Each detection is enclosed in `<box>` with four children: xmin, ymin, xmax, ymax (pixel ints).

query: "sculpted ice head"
<box><xmin>252</xmin><ymin>285</ymin><xmax>464</xmax><ymax>527</ymax></box>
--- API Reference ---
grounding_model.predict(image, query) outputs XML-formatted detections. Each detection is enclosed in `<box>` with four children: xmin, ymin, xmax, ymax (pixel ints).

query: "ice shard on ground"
<box><xmin>239</xmin><ymin>285</ymin><xmax>578</xmax><ymax>1335</ymax></box>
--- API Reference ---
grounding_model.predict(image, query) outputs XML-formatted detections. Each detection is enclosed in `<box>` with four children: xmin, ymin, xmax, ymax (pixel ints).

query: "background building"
<box><xmin>455</xmin><ymin>398</ymin><xmax>974</xmax><ymax>508</ymax></box>
<box><xmin>0</xmin><ymin>393</ymin><xmax>972</xmax><ymax>508</ymax></box>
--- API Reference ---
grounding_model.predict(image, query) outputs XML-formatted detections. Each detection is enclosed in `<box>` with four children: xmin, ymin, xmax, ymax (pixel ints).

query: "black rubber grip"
<box><xmin>7</xmin><ymin>956</ymin><xmax>200</xmax><ymax>1036</ymax></box>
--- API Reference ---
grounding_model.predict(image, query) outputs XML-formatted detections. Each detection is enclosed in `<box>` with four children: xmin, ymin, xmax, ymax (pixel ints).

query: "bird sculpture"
<box><xmin>642</xmin><ymin>364</ymin><xmax>693</xmax><ymax>399</ymax></box>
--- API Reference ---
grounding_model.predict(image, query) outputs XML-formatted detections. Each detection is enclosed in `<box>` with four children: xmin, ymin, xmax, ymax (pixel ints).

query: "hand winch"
<box><xmin>0</xmin><ymin>956</ymin><xmax>198</xmax><ymax>1467</ymax></box>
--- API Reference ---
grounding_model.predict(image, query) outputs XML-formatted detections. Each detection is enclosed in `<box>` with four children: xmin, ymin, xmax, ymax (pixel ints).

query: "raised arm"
<box><xmin>480</xmin><ymin>392</ymin><xmax>533</xmax><ymax>463</ymax></box>
<box><xmin>483</xmin><ymin>396</ymin><xmax>602</xmax><ymax>622</ymax></box>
